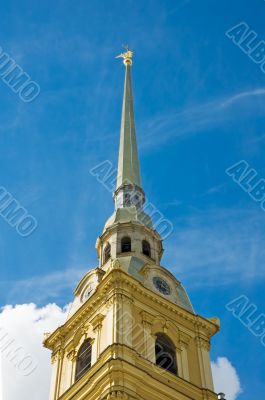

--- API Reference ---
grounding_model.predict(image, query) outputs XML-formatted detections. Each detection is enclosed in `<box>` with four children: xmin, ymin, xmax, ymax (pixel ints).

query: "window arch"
<box><xmin>142</xmin><ymin>240</ymin><xmax>151</xmax><ymax>257</ymax></box>
<box><xmin>75</xmin><ymin>340</ymin><xmax>92</xmax><ymax>381</ymax></box>
<box><xmin>155</xmin><ymin>333</ymin><xmax>177</xmax><ymax>375</ymax></box>
<box><xmin>104</xmin><ymin>243</ymin><xmax>111</xmax><ymax>263</ymax></box>
<box><xmin>121</xmin><ymin>236</ymin><xmax>131</xmax><ymax>253</ymax></box>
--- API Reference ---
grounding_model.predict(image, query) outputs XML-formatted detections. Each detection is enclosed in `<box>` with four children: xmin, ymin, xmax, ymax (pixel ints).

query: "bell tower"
<box><xmin>44</xmin><ymin>49</ymin><xmax>220</xmax><ymax>400</ymax></box>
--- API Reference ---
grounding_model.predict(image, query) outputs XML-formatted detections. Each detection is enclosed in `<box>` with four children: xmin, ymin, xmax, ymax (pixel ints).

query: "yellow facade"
<box><xmin>44</xmin><ymin>260</ymin><xmax>220</xmax><ymax>400</ymax></box>
<box><xmin>44</xmin><ymin>50</ymin><xmax>220</xmax><ymax>400</ymax></box>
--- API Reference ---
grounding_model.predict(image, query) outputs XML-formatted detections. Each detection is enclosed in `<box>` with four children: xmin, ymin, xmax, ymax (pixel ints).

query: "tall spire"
<box><xmin>114</xmin><ymin>48</ymin><xmax>145</xmax><ymax>210</ymax></box>
<box><xmin>116</xmin><ymin>48</ymin><xmax>141</xmax><ymax>190</ymax></box>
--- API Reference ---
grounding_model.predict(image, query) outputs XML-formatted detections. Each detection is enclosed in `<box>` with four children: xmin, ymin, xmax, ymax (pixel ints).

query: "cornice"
<box><xmin>44</xmin><ymin>267</ymin><xmax>219</xmax><ymax>351</ymax></box>
<box><xmin>98</xmin><ymin>221</ymin><xmax>162</xmax><ymax>245</ymax></box>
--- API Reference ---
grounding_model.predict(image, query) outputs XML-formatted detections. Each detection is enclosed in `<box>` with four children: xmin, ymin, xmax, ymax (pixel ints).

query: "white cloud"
<box><xmin>212</xmin><ymin>357</ymin><xmax>242</xmax><ymax>400</ymax></box>
<box><xmin>0</xmin><ymin>303</ymin><xmax>242</xmax><ymax>400</ymax></box>
<box><xmin>0</xmin><ymin>303</ymin><xmax>68</xmax><ymax>400</ymax></box>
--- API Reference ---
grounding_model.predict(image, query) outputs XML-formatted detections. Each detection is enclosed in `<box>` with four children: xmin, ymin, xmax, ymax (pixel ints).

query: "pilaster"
<box><xmin>179</xmin><ymin>335</ymin><xmax>190</xmax><ymax>381</ymax></box>
<box><xmin>91</xmin><ymin>313</ymin><xmax>105</xmax><ymax>359</ymax></box>
<box><xmin>196</xmin><ymin>336</ymin><xmax>214</xmax><ymax>391</ymax></box>
<box><xmin>50</xmin><ymin>348</ymin><xmax>64</xmax><ymax>400</ymax></box>
<box><xmin>66</xmin><ymin>349</ymin><xmax>77</xmax><ymax>387</ymax></box>
<box><xmin>141</xmin><ymin>311</ymin><xmax>156</xmax><ymax>363</ymax></box>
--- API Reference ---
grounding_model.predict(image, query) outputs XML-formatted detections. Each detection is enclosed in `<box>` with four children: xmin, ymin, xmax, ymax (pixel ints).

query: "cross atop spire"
<box><xmin>114</xmin><ymin>48</ymin><xmax>144</xmax><ymax>209</ymax></box>
<box><xmin>115</xmin><ymin>45</ymin><xmax>133</xmax><ymax>66</ymax></box>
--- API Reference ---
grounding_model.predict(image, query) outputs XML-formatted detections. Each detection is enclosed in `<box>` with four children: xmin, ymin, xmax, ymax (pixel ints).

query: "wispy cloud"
<box><xmin>164</xmin><ymin>207</ymin><xmax>265</xmax><ymax>287</ymax></box>
<box><xmin>167</xmin><ymin>0</ymin><xmax>192</xmax><ymax>15</ymax></box>
<box><xmin>245</xmin><ymin>132</ymin><xmax>265</xmax><ymax>145</ymax></box>
<box><xmin>162</xmin><ymin>199</ymin><xmax>183</xmax><ymax>208</ymax></box>
<box><xmin>139</xmin><ymin>88</ymin><xmax>265</xmax><ymax>149</ymax></box>
<box><xmin>2</xmin><ymin>268</ymin><xmax>88</xmax><ymax>304</ymax></box>
<box><xmin>200</xmin><ymin>183</ymin><xmax>227</xmax><ymax>197</ymax></box>
<box><xmin>220</xmin><ymin>88</ymin><xmax>265</xmax><ymax>108</ymax></box>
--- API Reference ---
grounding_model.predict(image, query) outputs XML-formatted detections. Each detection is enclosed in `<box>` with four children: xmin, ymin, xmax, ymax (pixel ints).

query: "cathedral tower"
<box><xmin>44</xmin><ymin>49</ymin><xmax>220</xmax><ymax>400</ymax></box>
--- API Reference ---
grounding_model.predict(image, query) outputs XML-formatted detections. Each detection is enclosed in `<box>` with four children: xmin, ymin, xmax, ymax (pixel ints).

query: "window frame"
<box><xmin>104</xmin><ymin>243</ymin><xmax>111</xmax><ymax>263</ymax></box>
<box><xmin>142</xmin><ymin>240</ymin><xmax>151</xmax><ymax>257</ymax></box>
<box><xmin>75</xmin><ymin>339</ymin><xmax>92</xmax><ymax>381</ymax></box>
<box><xmin>121</xmin><ymin>236</ymin><xmax>131</xmax><ymax>253</ymax></box>
<box><xmin>155</xmin><ymin>333</ymin><xmax>177</xmax><ymax>375</ymax></box>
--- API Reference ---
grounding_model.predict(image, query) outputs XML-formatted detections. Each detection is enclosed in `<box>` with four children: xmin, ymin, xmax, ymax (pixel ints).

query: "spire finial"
<box><xmin>115</xmin><ymin>45</ymin><xmax>133</xmax><ymax>66</ymax></box>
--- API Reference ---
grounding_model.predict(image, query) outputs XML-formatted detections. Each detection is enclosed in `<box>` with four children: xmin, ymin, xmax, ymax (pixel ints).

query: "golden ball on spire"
<box><xmin>115</xmin><ymin>47</ymin><xmax>133</xmax><ymax>65</ymax></box>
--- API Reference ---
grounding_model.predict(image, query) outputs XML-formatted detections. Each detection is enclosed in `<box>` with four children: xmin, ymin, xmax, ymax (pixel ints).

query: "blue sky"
<box><xmin>0</xmin><ymin>0</ymin><xmax>265</xmax><ymax>398</ymax></box>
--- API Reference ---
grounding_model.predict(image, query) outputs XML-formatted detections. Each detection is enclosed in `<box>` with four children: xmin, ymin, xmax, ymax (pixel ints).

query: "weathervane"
<box><xmin>115</xmin><ymin>45</ymin><xmax>133</xmax><ymax>65</ymax></box>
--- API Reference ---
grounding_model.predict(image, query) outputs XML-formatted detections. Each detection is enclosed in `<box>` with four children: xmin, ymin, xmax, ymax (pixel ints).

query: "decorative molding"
<box><xmin>105</xmin><ymin>295</ymin><xmax>115</xmax><ymax>309</ymax></box>
<box><xmin>111</xmin><ymin>259</ymin><xmax>121</xmax><ymax>270</ymax></box>
<box><xmin>179</xmin><ymin>332</ymin><xmax>191</xmax><ymax>347</ymax></box>
<box><xmin>43</xmin><ymin>332</ymin><xmax>51</xmax><ymax>340</ymax></box>
<box><xmin>99</xmin><ymin>220</ymin><xmax>162</xmax><ymax>246</ymax></box>
<box><xmin>207</xmin><ymin>316</ymin><xmax>220</xmax><ymax>328</ymax></box>
<box><xmin>105</xmin><ymin>292</ymin><xmax>133</xmax><ymax>309</ymax></box>
<box><xmin>122</xmin><ymin>293</ymin><xmax>134</xmax><ymax>305</ymax></box>
<box><xmin>51</xmin><ymin>349</ymin><xmax>64</xmax><ymax>364</ymax></box>
<box><xmin>72</xmin><ymin>323</ymin><xmax>90</xmax><ymax>347</ymax></box>
<box><xmin>80</xmin><ymin>324</ymin><xmax>90</xmax><ymax>336</ymax></box>
<box><xmin>196</xmin><ymin>336</ymin><xmax>211</xmax><ymax>351</ymax></box>
<box><xmin>140</xmin><ymin>310</ymin><xmax>154</xmax><ymax>327</ymax></box>
<box><xmin>106</xmin><ymin>391</ymin><xmax>129</xmax><ymax>400</ymax></box>
<box><xmin>91</xmin><ymin>313</ymin><xmax>105</xmax><ymax>331</ymax></box>
<box><xmin>66</xmin><ymin>349</ymin><xmax>77</xmax><ymax>361</ymax></box>
<box><xmin>162</xmin><ymin>320</ymin><xmax>170</xmax><ymax>334</ymax></box>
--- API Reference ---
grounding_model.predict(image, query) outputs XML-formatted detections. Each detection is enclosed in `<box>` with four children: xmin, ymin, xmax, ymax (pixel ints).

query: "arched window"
<box><xmin>75</xmin><ymin>340</ymin><xmax>92</xmax><ymax>381</ymax></box>
<box><xmin>155</xmin><ymin>333</ymin><xmax>177</xmax><ymax>375</ymax></box>
<box><xmin>142</xmin><ymin>240</ymin><xmax>151</xmax><ymax>257</ymax></box>
<box><xmin>104</xmin><ymin>243</ymin><xmax>111</xmax><ymax>263</ymax></box>
<box><xmin>121</xmin><ymin>236</ymin><xmax>131</xmax><ymax>253</ymax></box>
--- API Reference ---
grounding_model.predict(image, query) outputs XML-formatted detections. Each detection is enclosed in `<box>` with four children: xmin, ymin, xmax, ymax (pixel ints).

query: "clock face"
<box><xmin>83</xmin><ymin>285</ymin><xmax>93</xmax><ymax>301</ymax></box>
<box><xmin>153</xmin><ymin>277</ymin><xmax>171</xmax><ymax>295</ymax></box>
